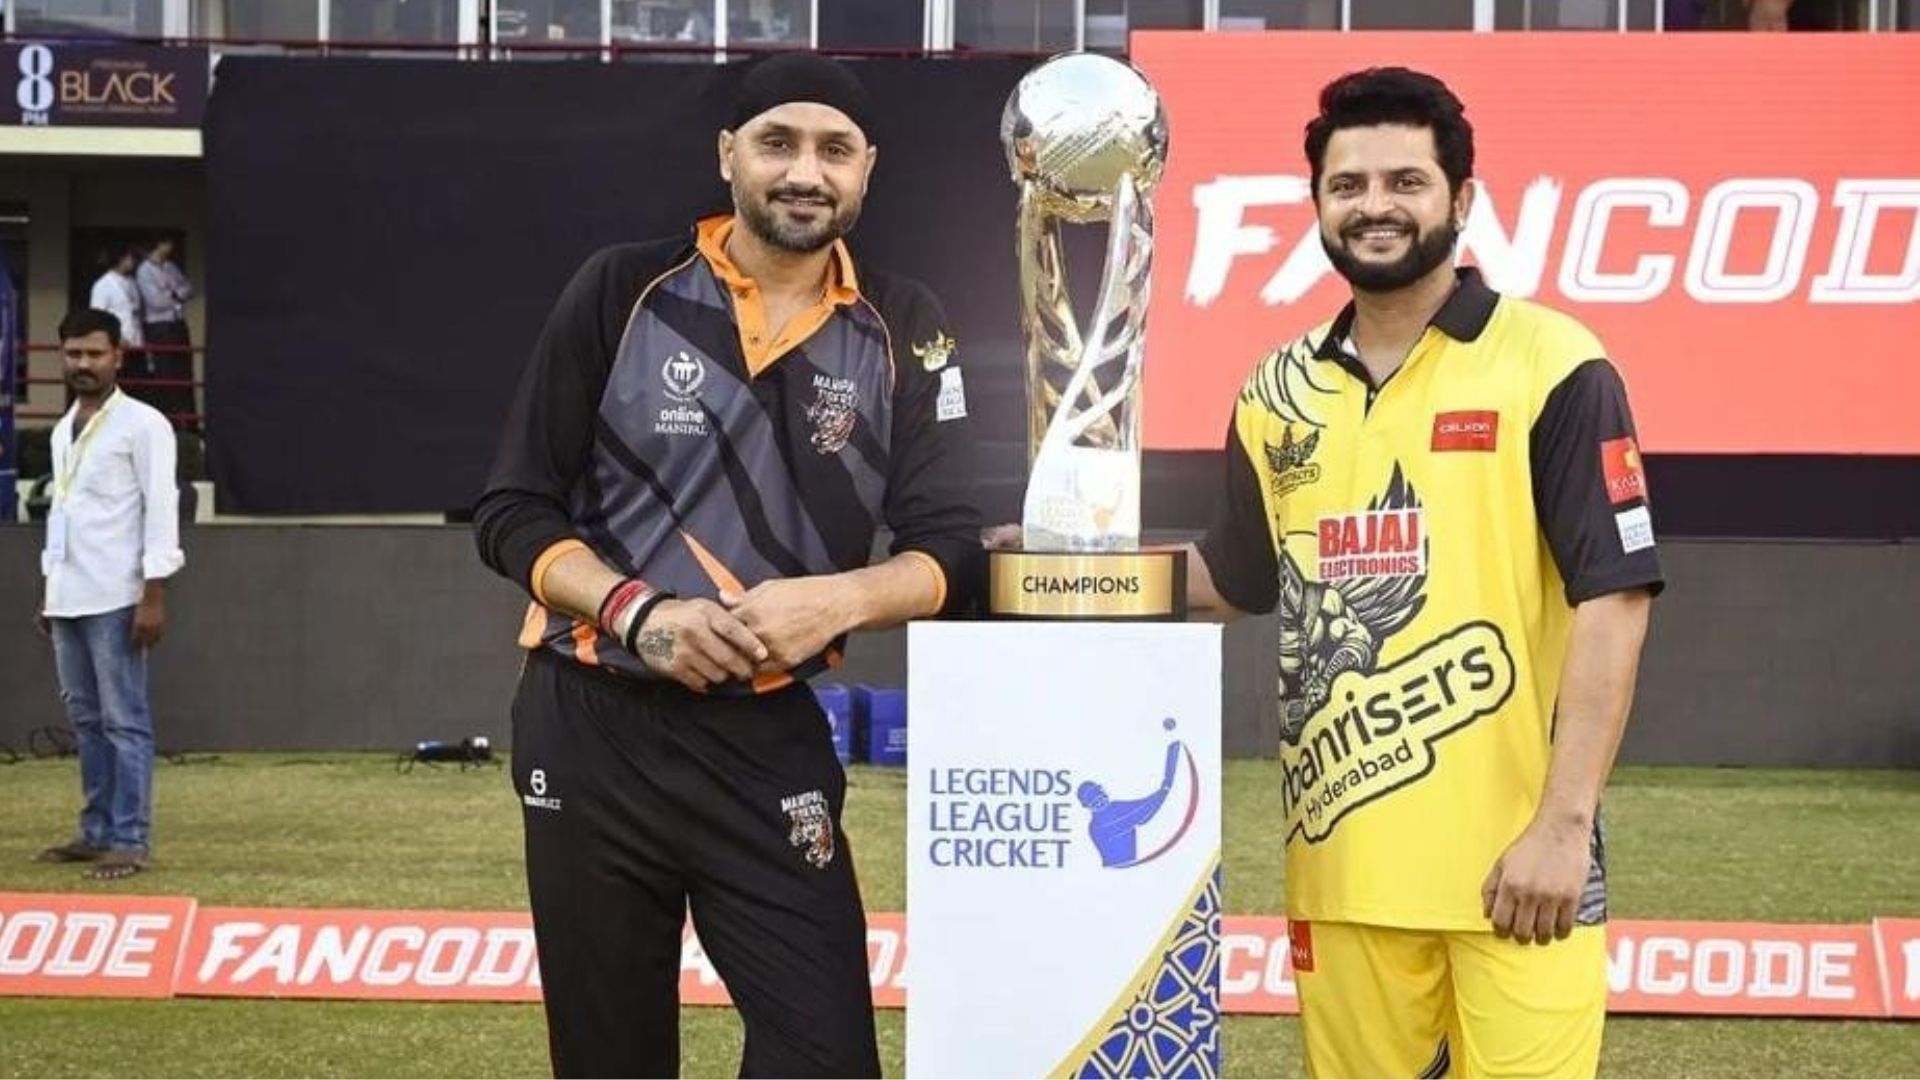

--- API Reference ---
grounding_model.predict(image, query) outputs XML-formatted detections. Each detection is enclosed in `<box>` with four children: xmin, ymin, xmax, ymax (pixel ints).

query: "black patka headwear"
<box><xmin>730</xmin><ymin>53</ymin><xmax>872</xmax><ymax>140</ymax></box>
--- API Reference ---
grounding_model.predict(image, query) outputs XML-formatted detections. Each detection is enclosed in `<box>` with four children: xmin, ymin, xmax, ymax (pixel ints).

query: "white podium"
<box><xmin>905</xmin><ymin>621</ymin><xmax>1223</xmax><ymax>1079</ymax></box>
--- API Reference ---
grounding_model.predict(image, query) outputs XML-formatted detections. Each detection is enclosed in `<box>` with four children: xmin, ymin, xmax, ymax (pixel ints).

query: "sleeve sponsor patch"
<box><xmin>1615</xmin><ymin>505</ymin><xmax>1655</xmax><ymax>553</ymax></box>
<box><xmin>936</xmin><ymin>366</ymin><xmax>967</xmax><ymax>422</ymax></box>
<box><xmin>1601</xmin><ymin>436</ymin><xmax>1648</xmax><ymax>505</ymax></box>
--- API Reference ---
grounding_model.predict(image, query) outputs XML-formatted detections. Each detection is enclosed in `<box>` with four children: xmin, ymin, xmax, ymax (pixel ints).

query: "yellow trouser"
<box><xmin>1294</xmin><ymin>921</ymin><xmax>1607</xmax><ymax>1078</ymax></box>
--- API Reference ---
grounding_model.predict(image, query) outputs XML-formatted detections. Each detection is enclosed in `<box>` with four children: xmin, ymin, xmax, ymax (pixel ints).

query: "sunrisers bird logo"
<box><xmin>1264</xmin><ymin>424</ymin><xmax>1321</xmax><ymax>498</ymax></box>
<box><xmin>1277</xmin><ymin>465</ymin><xmax>1517</xmax><ymax>843</ymax></box>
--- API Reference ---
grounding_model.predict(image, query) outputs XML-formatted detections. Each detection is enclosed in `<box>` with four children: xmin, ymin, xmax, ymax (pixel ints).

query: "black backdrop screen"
<box><xmin>206</xmin><ymin>56</ymin><xmax>1038</xmax><ymax>516</ymax></box>
<box><xmin>205</xmin><ymin>57</ymin><xmax>1919</xmax><ymax>537</ymax></box>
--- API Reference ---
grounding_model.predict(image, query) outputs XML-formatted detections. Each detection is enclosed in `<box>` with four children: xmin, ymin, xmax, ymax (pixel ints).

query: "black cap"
<box><xmin>730</xmin><ymin>53</ymin><xmax>872</xmax><ymax>141</ymax></box>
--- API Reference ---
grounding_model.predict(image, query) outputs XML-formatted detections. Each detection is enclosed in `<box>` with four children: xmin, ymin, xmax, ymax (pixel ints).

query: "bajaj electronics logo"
<box><xmin>1277</xmin><ymin>466</ymin><xmax>1517</xmax><ymax>843</ymax></box>
<box><xmin>925</xmin><ymin>719</ymin><xmax>1200</xmax><ymax>872</ymax></box>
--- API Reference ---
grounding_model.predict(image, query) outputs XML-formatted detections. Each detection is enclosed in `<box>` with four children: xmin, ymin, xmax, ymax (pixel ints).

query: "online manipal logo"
<box><xmin>661</xmin><ymin>351</ymin><xmax>706</xmax><ymax>402</ymax></box>
<box><xmin>925</xmin><ymin>719</ymin><xmax>1201</xmax><ymax>871</ymax></box>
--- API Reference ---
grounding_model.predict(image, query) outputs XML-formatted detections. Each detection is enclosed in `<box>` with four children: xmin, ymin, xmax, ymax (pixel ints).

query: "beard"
<box><xmin>1321</xmin><ymin>214</ymin><xmax>1458</xmax><ymax>293</ymax></box>
<box><xmin>736</xmin><ymin>183</ymin><xmax>861</xmax><ymax>255</ymax></box>
<box><xmin>65</xmin><ymin>371</ymin><xmax>103</xmax><ymax>395</ymax></box>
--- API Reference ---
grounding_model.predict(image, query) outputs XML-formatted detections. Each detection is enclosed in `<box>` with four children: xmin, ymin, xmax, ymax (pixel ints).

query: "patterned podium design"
<box><xmin>1069</xmin><ymin>865</ymin><xmax>1223</xmax><ymax>1079</ymax></box>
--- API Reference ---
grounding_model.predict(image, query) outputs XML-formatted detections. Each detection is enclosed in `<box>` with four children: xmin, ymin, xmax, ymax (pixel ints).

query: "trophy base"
<box><xmin>987</xmin><ymin>549</ymin><xmax>1187</xmax><ymax>621</ymax></box>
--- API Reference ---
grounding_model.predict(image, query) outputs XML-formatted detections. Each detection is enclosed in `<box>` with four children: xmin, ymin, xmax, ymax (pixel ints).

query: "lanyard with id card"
<box><xmin>46</xmin><ymin>390</ymin><xmax>120</xmax><ymax>564</ymax></box>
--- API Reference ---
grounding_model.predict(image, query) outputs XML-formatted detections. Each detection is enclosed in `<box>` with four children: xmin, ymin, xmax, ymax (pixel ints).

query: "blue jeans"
<box><xmin>50</xmin><ymin>607</ymin><xmax>155</xmax><ymax>854</ymax></box>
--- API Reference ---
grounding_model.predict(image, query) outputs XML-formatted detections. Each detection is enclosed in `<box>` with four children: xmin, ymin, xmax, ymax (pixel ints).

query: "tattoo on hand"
<box><xmin>636</xmin><ymin>628</ymin><xmax>675</xmax><ymax>663</ymax></box>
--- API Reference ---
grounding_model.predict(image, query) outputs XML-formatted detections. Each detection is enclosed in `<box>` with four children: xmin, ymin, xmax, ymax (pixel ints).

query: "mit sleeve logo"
<box><xmin>1601</xmin><ymin>436</ymin><xmax>1648</xmax><ymax>504</ymax></box>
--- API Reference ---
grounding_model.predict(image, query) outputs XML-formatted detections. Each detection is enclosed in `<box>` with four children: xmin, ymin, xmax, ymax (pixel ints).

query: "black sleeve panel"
<box><xmin>873</xmin><ymin>275</ymin><xmax>984</xmax><ymax>616</ymax></box>
<box><xmin>1197</xmin><ymin>418</ymin><xmax>1281</xmax><ymax>615</ymax></box>
<box><xmin>1530</xmin><ymin>358</ymin><xmax>1667</xmax><ymax>605</ymax></box>
<box><xmin>473</xmin><ymin>242</ymin><xmax>678</xmax><ymax>594</ymax></box>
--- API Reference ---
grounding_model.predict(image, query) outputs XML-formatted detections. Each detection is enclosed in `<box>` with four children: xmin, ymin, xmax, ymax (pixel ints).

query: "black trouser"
<box><xmin>511</xmin><ymin>650</ymin><xmax>879</xmax><ymax>1079</ymax></box>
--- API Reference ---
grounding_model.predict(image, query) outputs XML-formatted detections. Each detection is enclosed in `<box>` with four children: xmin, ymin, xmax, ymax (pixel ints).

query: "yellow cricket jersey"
<box><xmin>1200</xmin><ymin>269</ymin><xmax>1664</xmax><ymax>930</ymax></box>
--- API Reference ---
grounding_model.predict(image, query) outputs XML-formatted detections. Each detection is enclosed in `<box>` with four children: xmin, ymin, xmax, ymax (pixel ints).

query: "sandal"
<box><xmin>83</xmin><ymin>850</ymin><xmax>150</xmax><ymax>881</ymax></box>
<box><xmin>36</xmin><ymin>841</ymin><xmax>108</xmax><ymax>863</ymax></box>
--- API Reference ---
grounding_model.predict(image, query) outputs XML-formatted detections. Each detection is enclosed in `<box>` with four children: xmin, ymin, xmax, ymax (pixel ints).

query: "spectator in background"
<box><xmin>33</xmin><ymin>308</ymin><xmax>184</xmax><ymax>882</ymax></box>
<box><xmin>136</xmin><ymin>236</ymin><xmax>197</xmax><ymax>429</ymax></box>
<box><xmin>88</xmin><ymin>248</ymin><xmax>144</xmax><ymax>353</ymax></box>
<box><xmin>88</xmin><ymin>247</ymin><xmax>149</xmax><ymax>422</ymax></box>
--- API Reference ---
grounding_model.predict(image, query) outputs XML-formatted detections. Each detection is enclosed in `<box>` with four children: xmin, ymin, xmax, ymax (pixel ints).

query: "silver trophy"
<box><xmin>1002</xmin><ymin>53</ymin><xmax>1169</xmax><ymax>554</ymax></box>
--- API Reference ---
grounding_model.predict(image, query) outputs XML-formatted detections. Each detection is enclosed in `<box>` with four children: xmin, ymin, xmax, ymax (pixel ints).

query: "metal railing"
<box><xmin>17</xmin><ymin>343</ymin><xmax>205</xmax><ymax>428</ymax></box>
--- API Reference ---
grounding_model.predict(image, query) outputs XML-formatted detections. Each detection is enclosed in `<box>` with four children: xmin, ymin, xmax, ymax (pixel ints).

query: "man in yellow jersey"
<box><xmin>1181</xmin><ymin>68</ymin><xmax>1663</xmax><ymax>1078</ymax></box>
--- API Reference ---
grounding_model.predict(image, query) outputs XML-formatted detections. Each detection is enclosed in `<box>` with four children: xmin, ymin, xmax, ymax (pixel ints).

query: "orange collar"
<box><xmin>695</xmin><ymin>214</ymin><xmax>860</xmax><ymax>304</ymax></box>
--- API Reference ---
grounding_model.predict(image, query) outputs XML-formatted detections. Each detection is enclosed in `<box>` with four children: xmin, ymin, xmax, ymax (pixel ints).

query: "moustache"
<box><xmin>769</xmin><ymin>187</ymin><xmax>836</xmax><ymax>206</ymax></box>
<box><xmin>1340</xmin><ymin>216</ymin><xmax>1418</xmax><ymax>239</ymax></box>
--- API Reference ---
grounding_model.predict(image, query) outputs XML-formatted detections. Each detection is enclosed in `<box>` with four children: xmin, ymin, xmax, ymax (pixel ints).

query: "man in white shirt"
<box><xmin>34</xmin><ymin>308</ymin><xmax>185</xmax><ymax>881</ymax></box>
<box><xmin>87</xmin><ymin>249</ymin><xmax>145</xmax><ymax>352</ymax></box>
<box><xmin>135</xmin><ymin>236</ymin><xmax>196</xmax><ymax>428</ymax></box>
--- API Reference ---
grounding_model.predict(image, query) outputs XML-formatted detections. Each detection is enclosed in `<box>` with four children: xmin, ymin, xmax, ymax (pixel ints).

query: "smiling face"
<box><xmin>720</xmin><ymin>102</ymin><xmax>876</xmax><ymax>255</ymax></box>
<box><xmin>1314</xmin><ymin>124</ymin><xmax>1473</xmax><ymax>294</ymax></box>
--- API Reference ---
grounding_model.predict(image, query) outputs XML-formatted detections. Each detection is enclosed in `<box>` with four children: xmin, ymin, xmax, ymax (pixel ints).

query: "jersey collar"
<box><xmin>1313</xmin><ymin>266</ymin><xmax>1501</xmax><ymax>362</ymax></box>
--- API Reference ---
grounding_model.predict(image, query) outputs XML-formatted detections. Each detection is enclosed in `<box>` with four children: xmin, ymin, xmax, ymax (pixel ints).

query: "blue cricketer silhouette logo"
<box><xmin>1077</xmin><ymin>719</ymin><xmax>1200</xmax><ymax>869</ymax></box>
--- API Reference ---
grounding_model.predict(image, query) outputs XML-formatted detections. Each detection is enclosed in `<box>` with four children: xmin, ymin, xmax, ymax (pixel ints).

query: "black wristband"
<box><xmin>621</xmin><ymin>589</ymin><xmax>675</xmax><ymax>654</ymax></box>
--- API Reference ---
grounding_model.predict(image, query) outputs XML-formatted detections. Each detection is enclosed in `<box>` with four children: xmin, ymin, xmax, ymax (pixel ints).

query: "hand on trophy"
<box><xmin>981</xmin><ymin>523</ymin><xmax>1023</xmax><ymax>552</ymax></box>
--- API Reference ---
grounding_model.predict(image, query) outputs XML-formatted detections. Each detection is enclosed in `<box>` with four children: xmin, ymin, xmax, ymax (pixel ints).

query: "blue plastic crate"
<box><xmin>812</xmin><ymin>683</ymin><xmax>856</xmax><ymax>764</ymax></box>
<box><xmin>856</xmin><ymin>684</ymin><xmax>907</xmax><ymax>767</ymax></box>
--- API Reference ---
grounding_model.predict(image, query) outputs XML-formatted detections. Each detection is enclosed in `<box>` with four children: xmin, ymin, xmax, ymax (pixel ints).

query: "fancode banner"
<box><xmin>1130</xmin><ymin>33</ymin><xmax>1920</xmax><ymax>454</ymax></box>
<box><xmin>0</xmin><ymin>893</ymin><xmax>196</xmax><ymax>998</ymax></box>
<box><xmin>178</xmin><ymin>907</ymin><xmax>543</xmax><ymax>1001</ymax></box>
<box><xmin>1879</xmin><ymin>917</ymin><xmax>1920</xmax><ymax>1019</ymax></box>
<box><xmin>3</xmin><ymin>42</ymin><xmax>209</xmax><ymax>128</ymax></box>
<box><xmin>906</xmin><ymin>623</ymin><xmax>1226</xmax><ymax>1078</ymax></box>
<box><xmin>3</xmin><ymin>894</ymin><xmax>1918</xmax><ymax>1018</ymax></box>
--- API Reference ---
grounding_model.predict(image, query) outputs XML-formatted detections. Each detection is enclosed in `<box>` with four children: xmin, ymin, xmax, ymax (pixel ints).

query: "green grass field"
<box><xmin>2</xmin><ymin>755</ymin><xmax>1916</xmax><ymax>1078</ymax></box>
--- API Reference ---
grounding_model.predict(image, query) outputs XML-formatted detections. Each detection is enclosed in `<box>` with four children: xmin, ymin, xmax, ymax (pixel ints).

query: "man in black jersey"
<box><xmin>475</xmin><ymin>53</ymin><xmax>980</xmax><ymax>1077</ymax></box>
